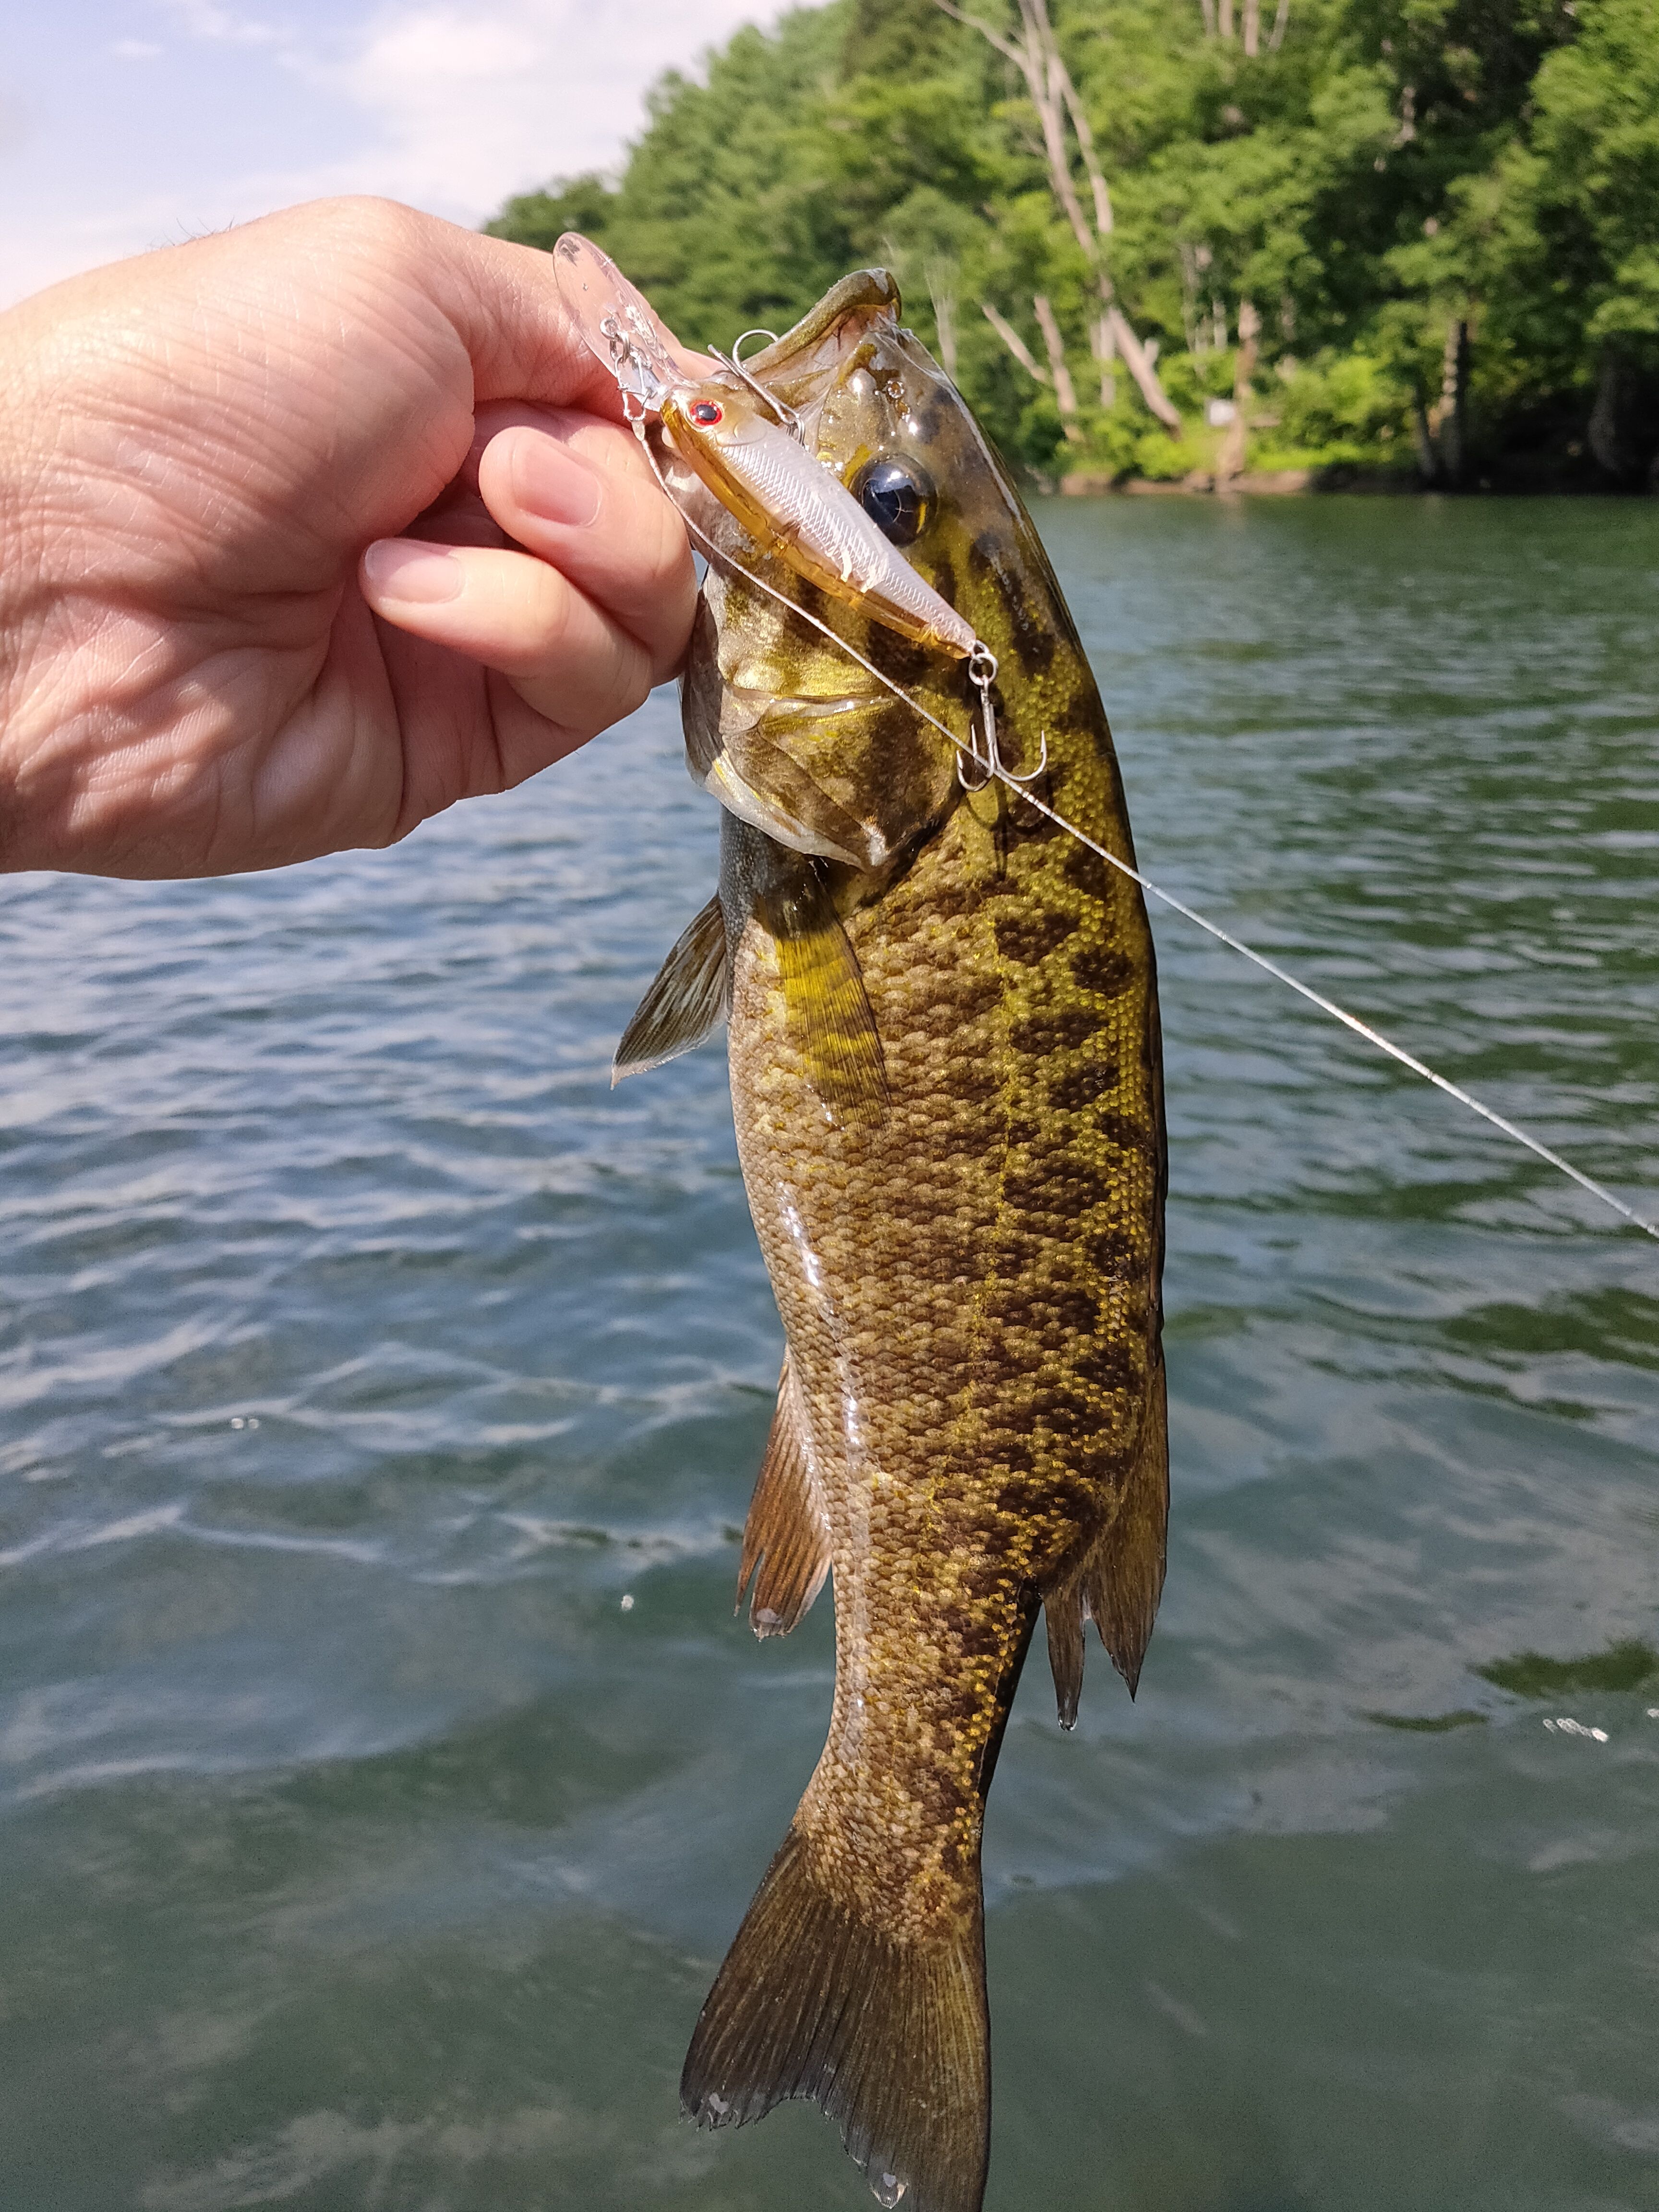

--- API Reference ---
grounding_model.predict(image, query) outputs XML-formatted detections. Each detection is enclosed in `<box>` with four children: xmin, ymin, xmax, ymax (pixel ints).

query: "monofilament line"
<box><xmin>646</xmin><ymin>433</ymin><xmax>1659</xmax><ymax>1246</ymax></box>
<box><xmin>1005</xmin><ymin>780</ymin><xmax>1659</xmax><ymax>1243</ymax></box>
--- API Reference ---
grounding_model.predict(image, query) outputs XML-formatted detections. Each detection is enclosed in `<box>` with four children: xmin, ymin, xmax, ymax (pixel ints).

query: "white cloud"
<box><xmin>286</xmin><ymin>0</ymin><xmax>786</xmax><ymax>215</ymax></box>
<box><xmin>154</xmin><ymin>0</ymin><xmax>279</xmax><ymax>43</ymax></box>
<box><xmin>0</xmin><ymin>195</ymin><xmax>214</xmax><ymax>308</ymax></box>
<box><xmin>1</xmin><ymin>0</ymin><xmax>788</xmax><ymax>307</ymax></box>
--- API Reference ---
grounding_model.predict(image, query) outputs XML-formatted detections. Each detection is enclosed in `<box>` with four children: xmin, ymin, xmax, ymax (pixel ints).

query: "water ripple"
<box><xmin>1</xmin><ymin>500</ymin><xmax>1657</xmax><ymax>2209</ymax></box>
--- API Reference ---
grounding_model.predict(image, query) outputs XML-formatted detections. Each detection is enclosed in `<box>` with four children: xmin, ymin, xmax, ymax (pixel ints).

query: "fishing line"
<box><xmin>637</xmin><ymin>423</ymin><xmax>1659</xmax><ymax>1245</ymax></box>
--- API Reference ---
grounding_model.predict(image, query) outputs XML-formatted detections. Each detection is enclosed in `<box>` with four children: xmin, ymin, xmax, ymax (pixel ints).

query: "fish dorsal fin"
<box><xmin>758</xmin><ymin>875</ymin><xmax>888</xmax><ymax>1124</ymax></box>
<box><xmin>1042</xmin><ymin>1351</ymin><xmax>1170</xmax><ymax>1724</ymax></box>
<box><xmin>613</xmin><ymin>895</ymin><xmax>728</xmax><ymax>1083</ymax></box>
<box><xmin>737</xmin><ymin>1352</ymin><xmax>831</xmax><ymax>1637</ymax></box>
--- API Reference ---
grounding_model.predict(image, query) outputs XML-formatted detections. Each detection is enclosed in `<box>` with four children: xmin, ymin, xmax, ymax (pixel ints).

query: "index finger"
<box><xmin>475</xmin><ymin>406</ymin><xmax>696</xmax><ymax>679</ymax></box>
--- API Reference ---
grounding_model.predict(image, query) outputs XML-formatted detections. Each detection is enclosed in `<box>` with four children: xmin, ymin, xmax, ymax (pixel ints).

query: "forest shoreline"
<box><xmin>1053</xmin><ymin>468</ymin><xmax>1659</xmax><ymax>498</ymax></box>
<box><xmin>493</xmin><ymin>3</ymin><xmax>1659</xmax><ymax>506</ymax></box>
<box><xmin>1058</xmin><ymin>466</ymin><xmax>1399</xmax><ymax>495</ymax></box>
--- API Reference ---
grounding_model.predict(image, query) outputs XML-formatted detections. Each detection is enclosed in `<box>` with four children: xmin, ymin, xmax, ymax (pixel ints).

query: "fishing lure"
<box><xmin>553</xmin><ymin>233</ymin><xmax>1655</xmax><ymax>1248</ymax></box>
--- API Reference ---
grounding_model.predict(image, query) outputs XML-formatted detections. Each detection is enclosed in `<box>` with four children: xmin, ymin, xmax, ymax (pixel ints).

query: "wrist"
<box><xmin>0</xmin><ymin>295</ymin><xmax>75</xmax><ymax>872</ymax></box>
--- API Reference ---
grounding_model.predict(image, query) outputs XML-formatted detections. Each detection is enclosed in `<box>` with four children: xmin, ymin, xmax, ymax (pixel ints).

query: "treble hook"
<box><xmin>958</xmin><ymin>642</ymin><xmax>1048</xmax><ymax>793</ymax></box>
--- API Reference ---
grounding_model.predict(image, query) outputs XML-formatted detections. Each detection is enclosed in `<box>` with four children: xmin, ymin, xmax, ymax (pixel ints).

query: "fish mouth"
<box><xmin>682</xmin><ymin>267</ymin><xmax>964</xmax><ymax>872</ymax></box>
<box><xmin>740</xmin><ymin>270</ymin><xmax>903</xmax><ymax>387</ymax></box>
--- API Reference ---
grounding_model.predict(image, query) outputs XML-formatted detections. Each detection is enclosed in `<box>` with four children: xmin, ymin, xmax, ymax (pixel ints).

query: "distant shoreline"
<box><xmin>1059</xmin><ymin>468</ymin><xmax>1395</xmax><ymax>497</ymax></box>
<box><xmin>1055</xmin><ymin>467</ymin><xmax>1657</xmax><ymax>498</ymax></box>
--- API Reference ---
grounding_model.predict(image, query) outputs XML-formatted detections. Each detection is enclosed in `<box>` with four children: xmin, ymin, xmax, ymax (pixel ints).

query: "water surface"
<box><xmin>2</xmin><ymin>496</ymin><xmax>1656</xmax><ymax>2211</ymax></box>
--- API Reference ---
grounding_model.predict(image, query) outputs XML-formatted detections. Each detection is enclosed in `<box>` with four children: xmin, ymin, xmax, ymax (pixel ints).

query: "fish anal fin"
<box><xmin>1044</xmin><ymin>1578</ymin><xmax>1086</xmax><ymax>1733</ymax></box>
<box><xmin>760</xmin><ymin>876</ymin><xmax>888</xmax><ymax>1124</ymax></box>
<box><xmin>613</xmin><ymin>896</ymin><xmax>728</xmax><ymax>1083</ymax></box>
<box><xmin>1043</xmin><ymin>1353</ymin><xmax>1170</xmax><ymax>1720</ymax></box>
<box><xmin>1084</xmin><ymin>1353</ymin><xmax>1170</xmax><ymax>1699</ymax></box>
<box><xmin>737</xmin><ymin>1354</ymin><xmax>830</xmax><ymax>1638</ymax></box>
<box><xmin>682</xmin><ymin>1821</ymin><xmax>990</xmax><ymax>2212</ymax></box>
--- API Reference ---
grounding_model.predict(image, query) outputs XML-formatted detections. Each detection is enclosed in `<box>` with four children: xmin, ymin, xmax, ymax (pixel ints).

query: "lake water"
<box><xmin>2</xmin><ymin>496</ymin><xmax>1657</xmax><ymax>2212</ymax></box>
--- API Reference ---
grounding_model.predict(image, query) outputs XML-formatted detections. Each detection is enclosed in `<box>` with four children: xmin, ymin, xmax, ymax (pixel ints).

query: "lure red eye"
<box><xmin>688</xmin><ymin>400</ymin><xmax>724</xmax><ymax>426</ymax></box>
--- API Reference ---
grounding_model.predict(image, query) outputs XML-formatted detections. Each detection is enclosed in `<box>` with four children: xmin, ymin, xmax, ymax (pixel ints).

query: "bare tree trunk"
<box><xmin>926</xmin><ymin>264</ymin><xmax>959</xmax><ymax>380</ymax></box>
<box><xmin>1107</xmin><ymin>308</ymin><xmax>1178</xmax><ymax>428</ymax></box>
<box><xmin>1056</xmin><ymin>41</ymin><xmax>1114</xmax><ymax>240</ymax></box>
<box><xmin>932</xmin><ymin>0</ymin><xmax>1182</xmax><ymax>432</ymax></box>
<box><xmin>1427</xmin><ymin>317</ymin><xmax>1468</xmax><ymax>486</ymax></box>
<box><xmin>1215</xmin><ymin>296</ymin><xmax>1260</xmax><ymax>482</ymax></box>
<box><xmin>1267</xmin><ymin>0</ymin><xmax>1291</xmax><ymax>49</ymax></box>
<box><xmin>1200</xmin><ymin>0</ymin><xmax>1216</xmax><ymax>32</ymax></box>
<box><xmin>1243</xmin><ymin>0</ymin><xmax>1260</xmax><ymax>56</ymax></box>
<box><xmin>1093</xmin><ymin>312</ymin><xmax>1117</xmax><ymax>408</ymax></box>
<box><xmin>1178</xmin><ymin>245</ymin><xmax>1200</xmax><ymax>354</ymax></box>
<box><xmin>1587</xmin><ymin>343</ymin><xmax>1646</xmax><ymax>485</ymax></box>
<box><xmin>1410</xmin><ymin>395</ymin><xmax>1437</xmax><ymax>484</ymax></box>
<box><xmin>1033</xmin><ymin>294</ymin><xmax>1083</xmax><ymax>437</ymax></box>
<box><xmin>982</xmin><ymin>301</ymin><xmax>1051</xmax><ymax>387</ymax></box>
<box><xmin>1219</xmin><ymin>0</ymin><xmax>1234</xmax><ymax>37</ymax></box>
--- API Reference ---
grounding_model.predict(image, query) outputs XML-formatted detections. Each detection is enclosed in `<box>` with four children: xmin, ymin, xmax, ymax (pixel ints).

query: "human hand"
<box><xmin>0</xmin><ymin>197</ymin><xmax>697</xmax><ymax>877</ymax></box>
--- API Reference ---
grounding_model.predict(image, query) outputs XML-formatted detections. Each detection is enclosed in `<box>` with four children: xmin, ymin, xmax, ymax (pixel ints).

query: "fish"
<box><xmin>611</xmin><ymin>267</ymin><xmax>1168</xmax><ymax>2212</ymax></box>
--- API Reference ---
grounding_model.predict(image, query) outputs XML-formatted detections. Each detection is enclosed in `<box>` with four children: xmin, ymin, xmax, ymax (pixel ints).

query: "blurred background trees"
<box><xmin>489</xmin><ymin>0</ymin><xmax>1659</xmax><ymax>488</ymax></box>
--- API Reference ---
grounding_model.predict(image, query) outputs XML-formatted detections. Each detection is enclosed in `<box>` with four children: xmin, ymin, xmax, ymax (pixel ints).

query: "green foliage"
<box><xmin>489</xmin><ymin>0</ymin><xmax>1659</xmax><ymax>485</ymax></box>
<box><xmin>1273</xmin><ymin>348</ymin><xmax>1412</xmax><ymax>460</ymax></box>
<box><xmin>1475</xmin><ymin>1639</ymin><xmax>1659</xmax><ymax>1698</ymax></box>
<box><xmin>487</xmin><ymin>172</ymin><xmax>616</xmax><ymax>254</ymax></box>
<box><xmin>1364</xmin><ymin>1708</ymin><xmax>1488</xmax><ymax>1731</ymax></box>
<box><xmin>1453</xmin><ymin>0</ymin><xmax>1659</xmax><ymax>383</ymax></box>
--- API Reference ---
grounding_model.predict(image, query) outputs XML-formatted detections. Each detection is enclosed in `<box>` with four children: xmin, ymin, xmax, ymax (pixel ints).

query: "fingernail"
<box><xmin>510</xmin><ymin>432</ymin><xmax>603</xmax><ymax>528</ymax></box>
<box><xmin>362</xmin><ymin>541</ymin><xmax>465</xmax><ymax>604</ymax></box>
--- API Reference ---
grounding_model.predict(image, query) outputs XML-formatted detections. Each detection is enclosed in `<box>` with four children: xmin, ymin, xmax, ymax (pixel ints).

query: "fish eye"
<box><xmin>852</xmin><ymin>457</ymin><xmax>934</xmax><ymax>547</ymax></box>
<box><xmin>688</xmin><ymin>400</ymin><xmax>724</xmax><ymax>426</ymax></box>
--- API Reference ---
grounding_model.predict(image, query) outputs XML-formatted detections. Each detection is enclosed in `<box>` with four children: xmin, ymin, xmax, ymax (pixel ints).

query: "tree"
<box><xmin>932</xmin><ymin>0</ymin><xmax>1183</xmax><ymax>426</ymax></box>
<box><xmin>484</xmin><ymin>0</ymin><xmax>1655</xmax><ymax>486</ymax></box>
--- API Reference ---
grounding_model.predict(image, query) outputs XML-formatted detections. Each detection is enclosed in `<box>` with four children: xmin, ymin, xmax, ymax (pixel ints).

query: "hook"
<box><xmin>958</xmin><ymin>643</ymin><xmax>1046</xmax><ymax>792</ymax></box>
<box><xmin>1004</xmin><ymin>726</ymin><xmax>1050</xmax><ymax>785</ymax></box>
<box><xmin>707</xmin><ymin>344</ymin><xmax>807</xmax><ymax>443</ymax></box>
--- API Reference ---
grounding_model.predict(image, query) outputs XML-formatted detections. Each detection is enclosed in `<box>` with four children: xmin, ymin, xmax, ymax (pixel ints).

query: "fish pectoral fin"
<box><xmin>682</xmin><ymin>1820</ymin><xmax>990</xmax><ymax>2212</ymax></box>
<box><xmin>612</xmin><ymin>896</ymin><xmax>729</xmax><ymax>1083</ymax></box>
<box><xmin>762</xmin><ymin>876</ymin><xmax>888</xmax><ymax>1124</ymax></box>
<box><xmin>681</xmin><ymin>596</ymin><xmax>725</xmax><ymax>781</ymax></box>
<box><xmin>1043</xmin><ymin>1349</ymin><xmax>1170</xmax><ymax>1721</ymax></box>
<box><xmin>737</xmin><ymin>1353</ymin><xmax>830</xmax><ymax>1637</ymax></box>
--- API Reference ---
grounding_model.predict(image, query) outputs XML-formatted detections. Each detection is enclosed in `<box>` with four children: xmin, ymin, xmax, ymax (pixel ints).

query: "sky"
<box><xmin>1</xmin><ymin>0</ymin><xmax>789</xmax><ymax>308</ymax></box>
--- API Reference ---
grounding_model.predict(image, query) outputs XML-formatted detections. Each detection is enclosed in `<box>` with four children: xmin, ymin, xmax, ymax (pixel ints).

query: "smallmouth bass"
<box><xmin>612</xmin><ymin>268</ymin><xmax>1168</xmax><ymax>2212</ymax></box>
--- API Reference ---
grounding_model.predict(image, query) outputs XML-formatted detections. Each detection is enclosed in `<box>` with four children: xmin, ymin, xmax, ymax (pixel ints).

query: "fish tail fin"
<box><xmin>682</xmin><ymin>1819</ymin><xmax>990</xmax><ymax>2212</ymax></box>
